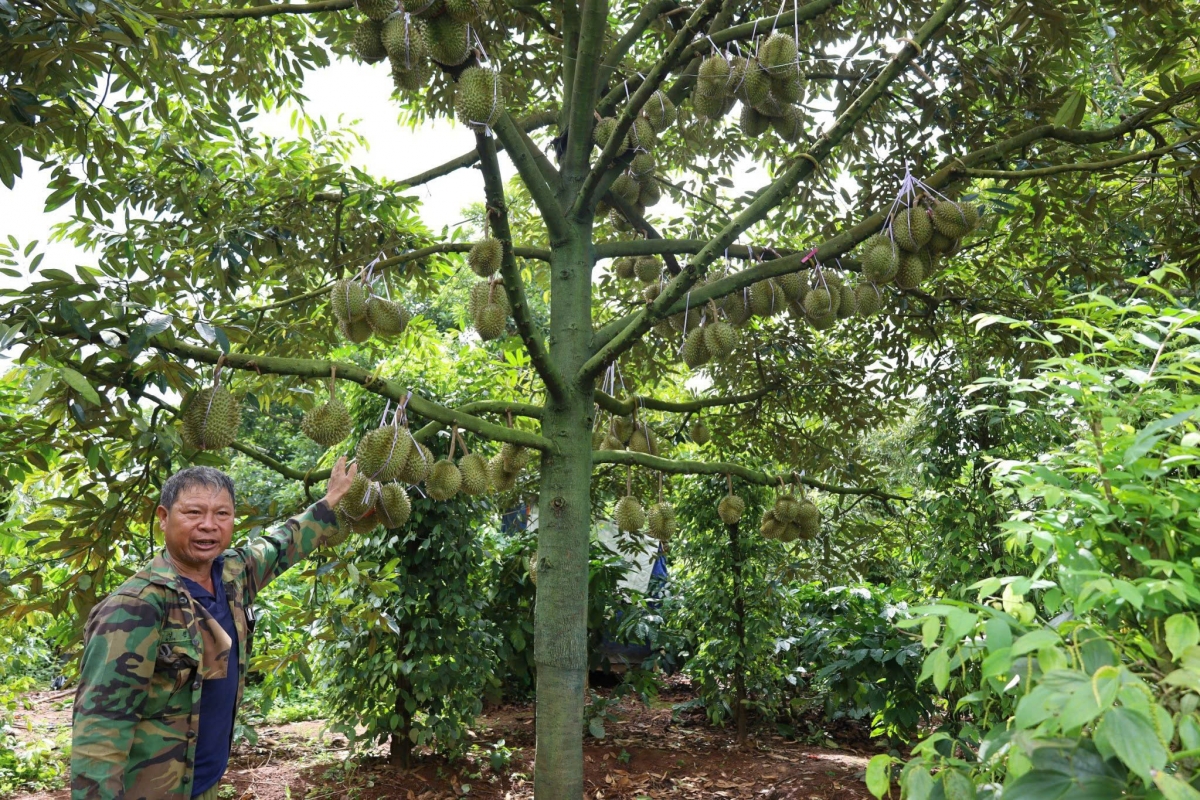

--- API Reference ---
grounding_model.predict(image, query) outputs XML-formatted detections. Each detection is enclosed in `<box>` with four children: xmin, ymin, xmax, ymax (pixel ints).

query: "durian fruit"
<box><xmin>425</xmin><ymin>14</ymin><xmax>470</xmax><ymax>65</ymax></box>
<box><xmin>592</xmin><ymin>428</ymin><xmax>604</xmax><ymax>449</ymax></box>
<box><xmin>455</xmin><ymin>66</ymin><xmax>504</xmax><ymax>129</ymax></box>
<box><xmin>382</xmin><ymin>12</ymin><xmax>427</xmax><ymax>66</ymax></box>
<box><xmin>689</xmin><ymin>418</ymin><xmax>711</xmax><ymax>445</ymax></box>
<box><xmin>643</xmin><ymin>283</ymin><xmax>662</xmax><ymax>303</ymax></box>
<box><xmin>628</xmin><ymin>423</ymin><xmax>659</xmax><ymax>456</ymax></box>
<box><xmin>426</xmin><ymin>458</ymin><xmax>463</xmax><ymax>501</ymax></box>
<box><xmin>749</xmin><ymin>279</ymin><xmax>783</xmax><ymax>317</ymax></box>
<box><xmin>629</xmin><ymin>152</ymin><xmax>655</xmax><ymax>180</ymax></box>
<box><xmin>397</xmin><ymin>441</ymin><xmax>433</xmax><ymax>484</ymax></box>
<box><xmin>488</xmin><ymin>453</ymin><xmax>519</xmax><ymax>492</ymax></box>
<box><xmin>459</xmin><ymin>452</ymin><xmax>490</xmax><ymax>495</ymax></box>
<box><xmin>837</xmin><ymin>282</ymin><xmax>858</xmax><ymax>319</ymax></box>
<box><xmin>682</xmin><ymin>325</ymin><xmax>711</xmax><ymax>368</ymax></box>
<box><xmin>476</xmin><ymin>304</ymin><xmax>507</xmax><ymax>340</ymax></box>
<box><xmin>468</xmin><ymin>238</ymin><xmax>503</xmax><ymax>277</ymax></box>
<box><xmin>759</xmin><ymin>508</ymin><xmax>784</xmax><ymax>539</ymax></box>
<box><xmin>469</xmin><ymin>279</ymin><xmax>511</xmax><ymax>318</ymax></box>
<box><xmin>774</xmin><ymin>494</ymin><xmax>801</xmax><ymax>524</ymax></box>
<box><xmin>639</xmin><ymin>179</ymin><xmax>663</xmax><ymax>207</ymax></box>
<box><xmin>376</xmin><ymin>481</ymin><xmax>412</xmax><ymax>528</ymax></box>
<box><xmin>356</xmin><ymin>424</ymin><xmax>412</xmax><ymax>482</ymax></box>
<box><xmin>594</xmin><ymin>117</ymin><xmax>629</xmax><ymax>156</ymax></box>
<box><xmin>615</xmin><ymin>495</ymin><xmax>646</xmax><ymax>533</ymax></box>
<box><xmin>770</xmin><ymin>64</ymin><xmax>803</xmax><ymax>104</ymax></box>
<box><xmin>697</xmin><ymin>54</ymin><xmax>732</xmax><ymax>95</ymax></box>
<box><xmin>392</xmin><ymin>59</ymin><xmax>433</xmax><ymax>91</ymax></box>
<box><xmin>931</xmin><ymin>200</ymin><xmax>979</xmax><ymax>238</ymax></box>
<box><xmin>722</xmin><ymin>289</ymin><xmax>753</xmax><ymax>326</ymax></box>
<box><xmin>470</xmin><ymin>280</ymin><xmax>511</xmax><ymax>341</ymax></box>
<box><xmin>500</xmin><ymin>442</ymin><xmax>531</xmax><ymax>472</ymax></box>
<box><xmin>751</xmin><ymin>92</ymin><xmax>785</xmax><ymax>119</ymax></box>
<box><xmin>612</xmin><ymin>416</ymin><xmax>635</xmax><ymax>444</ymax></box>
<box><xmin>354</xmin><ymin>19</ymin><xmax>388</xmax><ymax>63</ymax></box>
<box><xmin>331</xmin><ymin>279</ymin><xmax>368</xmax><ymax>323</ymax></box>
<box><xmin>601</xmin><ymin>432</ymin><xmax>625</xmax><ymax>451</ymax></box>
<box><xmin>772</xmin><ymin>105</ymin><xmax>804</xmax><ymax>143</ymax></box>
<box><xmin>322</xmin><ymin>526</ymin><xmax>351</xmax><ymax>548</ymax></box>
<box><xmin>407</xmin><ymin>0</ymin><xmax>445</xmax><ymax>18</ymax></box>
<box><xmin>861</xmin><ymin>234</ymin><xmax>900</xmax><ymax>284</ymax></box>
<box><xmin>527</xmin><ymin>552</ymin><xmax>538</xmax><ymax>585</ymax></box>
<box><xmin>356</xmin><ymin>0</ymin><xmax>397</xmax><ymax>21</ymax></box>
<box><xmin>740</xmin><ymin>104</ymin><xmax>771</xmax><ymax>137</ymax></box>
<box><xmin>301</xmin><ymin>384</ymin><xmax>352</xmax><ymax>448</ymax></box>
<box><xmin>803</xmin><ymin>286</ymin><xmax>837</xmax><ymax>325</ymax></box>
<box><xmin>644</xmin><ymin>91</ymin><xmax>677</xmax><ymax>133</ymax></box>
<box><xmin>796</xmin><ymin>499</ymin><xmax>820</xmax><ymax>539</ymax></box>
<box><xmin>733</xmin><ymin>59</ymin><xmax>771</xmax><ymax>107</ymax></box>
<box><xmin>445</xmin><ymin>0</ymin><xmax>480</xmax><ymax>21</ymax></box>
<box><xmin>334</xmin><ymin>505</ymin><xmax>379</xmax><ymax>537</ymax></box>
<box><xmin>613</xmin><ymin>256</ymin><xmax>636</xmax><ymax>280</ymax></box>
<box><xmin>628</xmin><ymin>117</ymin><xmax>657</xmax><ymax>151</ymax></box>
<box><xmin>692</xmin><ymin>86</ymin><xmax>730</xmax><ymax>121</ymax></box>
<box><xmin>759</xmin><ymin>32</ymin><xmax>798</xmax><ymax>77</ymax></box>
<box><xmin>894</xmin><ymin>251</ymin><xmax>925</xmax><ymax>290</ymax></box>
<box><xmin>180</xmin><ymin>385</ymin><xmax>241</xmax><ymax>450</ymax></box>
<box><xmin>891</xmin><ymin>206</ymin><xmax>932</xmax><ymax>252</ymax></box>
<box><xmin>927</xmin><ymin>230</ymin><xmax>957</xmax><ymax>255</ymax></box>
<box><xmin>634</xmin><ymin>255</ymin><xmax>661</xmax><ymax>284</ymax></box>
<box><xmin>366</xmin><ymin>295</ymin><xmax>410</xmax><ymax>336</ymax></box>
<box><xmin>856</xmin><ymin>282</ymin><xmax>884</xmax><ymax>317</ymax></box>
<box><xmin>647</xmin><ymin>502</ymin><xmax>677</xmax><ymax>541</ymax></box>
<box><xmin>339</xmin><ymin>317</ymin><xmax>373</xmax><ymax>343</ymax></box>
<box><xmin>611</xmin><ymin>173</ymin><xmax>640</xmax><ymax>204</ymax></box>
<box><xmin>338</xmin><ymin>473</ymin><xmax>378</xmax><ymax>520</ymax></box>
<box><xmin>704</xmin><ymin>320</ymin><xmax>736</xmax><ymax>360</ymax></box>
<box><xmin>718</xmin><ymin>493</ymin><xmax>745</xmax><ymax>525</ymax></box>
<box><xmin>775</xmin><ymin>272</ymin><xmax>804</xmax><ymax>302</ymax></box>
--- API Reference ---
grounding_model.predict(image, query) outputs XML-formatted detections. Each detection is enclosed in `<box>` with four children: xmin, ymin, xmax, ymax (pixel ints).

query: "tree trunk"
<box><xmin>726</xmin><ymin>521</ymin><xmax>749</xmax><ymax>746</ymax></box>
<box><xmin>533</xmin><ymin>234</ymin><xmax>595</xmax><ymax>800</ymax></box>
<box><xmin>391</xmin><ymin>675</ymin><xmax>414</xmax><ymax>768</ymax></box>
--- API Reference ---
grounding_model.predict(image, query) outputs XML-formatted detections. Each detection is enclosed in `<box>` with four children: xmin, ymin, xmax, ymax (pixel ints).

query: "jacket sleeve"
<box><xmin>242</xmin><ymin>499</ymin><xmax>339</xmax><ymax>601</ymax></box>
<box><xmin>71</xmin><ymin>594</ymin><xmax>161</xmax><ymax>800</ymax></box>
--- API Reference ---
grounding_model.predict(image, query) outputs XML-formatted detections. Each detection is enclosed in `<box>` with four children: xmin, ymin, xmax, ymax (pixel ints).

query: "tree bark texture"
<box><xmin>726</xmin><ymin>522</ymin><xmax>750</xmax><ymax>746</ymax></box>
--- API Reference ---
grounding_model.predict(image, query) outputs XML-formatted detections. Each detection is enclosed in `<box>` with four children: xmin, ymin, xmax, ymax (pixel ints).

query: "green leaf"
<box><xmin>942</xmin><ymin>769</ymin><xmax>976</xmax><ymax>800</ymax></box>
<box><xmin>866</xmin><ymin>754</ymin><xmax>893</xmax><ymax>798</ymax></box>
<box><xmin>901</xmin><ymin>766</ymin><xmax>935</xmax><ymax>800</ymax></box>
<box><xmin>1001</xmin><ymin>770</ymin><xmax>1072</xmax><ymax>800</ymax></box>
<box><xmin>1154</xmin><ymin>772</ymin><xmax>1200</xmax><ymax>800</ymax></box>
<box><xmin>587</xmin><ymin>717</ymin><xmax>606</xmax><ymax>739</ymax></box>
<box><xmin>1095</xmin><ymin>707</ymin><xmax>1166</xmax><ymax>783</ymax></box>
<box><xmin>28</xmin><ymin>371</ymin><xmax>54</xmax><ymax>404</ymax></box>
<box><xmin>1166</xmin><ymin>614</ymin><xmax>1200</xmax><ymax>660</ymax></box>
<box><xmin>1052</xmin><ymin>89</ymin><xmax>1087</xmax><ymax>128</ymax></box>
<box><xmin>922</xmin><ymin>616</ymin><xmax>940</xmax><ymax>649</ymax></box>
<box><xmin>1012</xmin><ymin>629</ymin><xmax>1061</xmax><ymax>656</ymax></box>
<box><xmin>57</xmin><ymin>298</ymin><xmax>91</xmax><ymax>340</ymax></box>
<box><xmin>59</xmin><ymin>367</ymin><xmax>101</xmax><ymax>405</ymax></box>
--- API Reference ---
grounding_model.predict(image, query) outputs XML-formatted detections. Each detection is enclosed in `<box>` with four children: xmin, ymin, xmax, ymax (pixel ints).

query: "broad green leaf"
<box><xmin>942</xmin><ymin>769</ymin><xmax>976</xmax><ymax>800</ymax></box>
<box><xmin>1166</xmin><ymin>614</ymin><xmax>1200</xmax><ymax>660</ymax></box>
<box><xmin>865</xmin><ymin>754</ymin><xmax>893</xmax><ymax>798</ymax></box>
<box><xmin>59</xmin><ymin>367</ymin><xmax>101</xmax><ymax>405</ymax></box>
<box><xmin>1154</xmin><ymin>772</ymin><xmax>1200</xmax><ymax>800</ymax></box>
<box><xmin>901</xmin><ymin>766</ymin><xmax>935</xmax><ymax>800</ymax></box>
<box><xmin>1002</xmin><ymin>770</ymin><xmax>1072</xmax><ymax>800</ymax></box>
<box><xmin>1095</xmin><ymin>707</ymin><xmax>1166</xmax><ymax>783</ymax></box>
<box><xmin>1012</xmin><ymin>629</ymin><xmax>1061</xmax><ymax>656</ymax></box>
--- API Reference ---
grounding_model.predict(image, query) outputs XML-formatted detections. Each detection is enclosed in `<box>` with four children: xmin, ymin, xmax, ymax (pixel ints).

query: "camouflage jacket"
<box><xmin>71</xmin><ymin>500</ymin><xmax>338</xmax><ymax>800</ymax></box>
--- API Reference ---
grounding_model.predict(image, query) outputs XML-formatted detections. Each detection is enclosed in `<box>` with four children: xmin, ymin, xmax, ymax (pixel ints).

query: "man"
<box><xmin>71</xmin><ymin>457</ymin><xmax>357</xmax><ymax>800</ymax></box>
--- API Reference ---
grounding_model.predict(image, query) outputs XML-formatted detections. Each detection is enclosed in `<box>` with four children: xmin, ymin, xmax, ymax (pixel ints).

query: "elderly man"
<box><xmin>71</xmin><ymin>457</ymin><xmax>357</xmax><ymax>800</ymax></box>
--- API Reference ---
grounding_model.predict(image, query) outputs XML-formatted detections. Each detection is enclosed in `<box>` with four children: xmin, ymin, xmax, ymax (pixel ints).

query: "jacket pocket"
<box><xmin>143</xmin><ymin>644</ymin><xmax>199</xmax><ymax>719</ymax></box>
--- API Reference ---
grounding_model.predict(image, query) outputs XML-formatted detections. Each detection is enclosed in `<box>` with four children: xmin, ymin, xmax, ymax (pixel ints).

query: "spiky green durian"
<box><xmin>424</xmin><ymin>14</ymin><xmax>470</xmax><ymax>65</ymax></box>
<box><xmin>382</xmin><ymin>12</ymin><xmax>427</xmax><ymax>64</ymax></box>
<box><xmin>601</xmin><ymin>433</ymin><xmax>625</xmax><ymax>451</ymax></box>
<box><xmin>682</xmin><ymin>325</ymin><xmax>711</xmax><ymax>368</ymax></box>
<box><xmin>692</xmin><ymin>87</ymin><xmax>730</xmax><ymax>120</ymax></box>
<box><xmin>895</xmin><ymin>252</ymin><xmax>925</xmax><ymax>290</ymax></box>
<box><xmin>628</xmin><ymin>424</ymin><xmax>658</xmax><ymax>456</ymax></box>
<box><xmin>397</xmin><ymin>441</ymin><xmax>433</xmax><ymax>484</ymax></box>
<box><xmin>803</xmin><ymin>286</ymin><xmax>837</xmax><ymax>319</ymax></box>
<box><xmin>366</xmin><ymin>296</ymin><xmax>410</xmax><ymax>336</ymax></box>
<box><xmin>593</xmin><ymin>117</ymin><xmax>629</xmax><ymax>155</ymax></box>
<box><xmin>749</xmin><ymin>279</ymin><xmax>783</xmax><ymax>317</ymax></box>
<box><xmin>629</xmin><ymin>152</ymin><xmax>656</xmax><ymax>180</ymax></box>
<box><xmin>796</xmin><ymin>500</ymin><xmax>820</xmax><ymax>538</ymax></box>
<box><xmin>752</xmin><ymin>92</ymin><xmax>785</xmax><ymax>119</ymax></box>
<box><xmin>613</xmin><ymin>256</ymin><xmax>636</xmax><ymax>280</ymax></box>
<box><xmin>357</xmin><ymin>0</ymin><xmax>397</xmax><ymax>21</ymax></box>
<box><xmin>774</xmin><ymin>494</ymin><xmax>801</xmax><ymax>523</ymax></box>
<box><xmin>406</xmin><ymin>0</ymin><xmax>444</xmax><ymax>17</ymax></box>
<box><xmin>322</xmin><ymin>526</ymin><xmax>351</xmax><ymax>547</ymax></box>
<box><xmin>759</xmin><ymin>32</ymin><xmax>798</xmax><ymax>77</ymax></box>
<box><xmin>500</xmin><ymin>442</ymin><xmax>530</xmax><ymax>472</ymax></box>
<box><xmin>644</xmin><ymin>91</ymin><xmax>677</xmax><ymax>132</ymax></box>
<box><xmin>356</xmin><ymin>425</ymin><xmax>412</xmax><ymax>482</ymax></box>
<box><xmin>861</xmin><ymin>234</ymin><xmax>900</xmax><ymax>284</ymax></box>
<box><xmin>927</xmin><ymin>230</ymin><xmax>957</xmax><ymax>255</ymax></box>
<box><xmin>488</xmin><ymin>454</ymin><xmax>519</xmax><ymax>492</ymax></box>
<box><xmin>643</xmin><ymin>283</ymin><xmax>661</xmax><ymax>303</ymax></box>
<box><xmin>718</xmin><ymin>493</ymin><xmax>745</xmax><ymax>525</ymax></box>
<box><xmin>855</xmin><ymin>282</ymin><xmax>884</xmax><ymax>317</ymax></box>
<box><xmin>468</xmin><ymin>237</ymin><xmax>503</xmax><ymax>277</ymax></box>
<box><xmin>445</xmin><ymin>0</ymin><xmax>479</xmax><ymax>21</ymax></box>
<box><xmin>837</xmin><ymin>282</ymin><xmax>857</xmax><ymax>319</ymax></box>
<box><xmin>891</xmin><ymin>206</ymin><xmax>932</xmax><ymax>252</ymax></box>
<box><xmin>474</xmin><ymin>303</ymin><xmax>508</xmax><ymax>340</ymax></box>
<box><xmin>331</xmin><ymin>279</ymin><xmax>368</xmax><ymax>322</ymax></box>
<box><xmin>354</xmin><ymin>19</ymin><xmax>388</xmax><ymax>63</ymax></box>
<box><xmin>759</xmin><ymin>508</ymin><xmax>783</xmax><ymax>539</ymax></box>
<box><xmin>334</xmin><ymin>505</ymin><xmax>379</xmax><ymax>537</ymax></box>
<box><xmin>527</xmin><ymin>552</ymin><xmax>538</xmax><ymax>585</ymax></box>
<box><xmin>455</xmin><ymin>66</ymin><xmax>504</xmax><ymax>129</ymax></box>
<box><xmin>634</xmin><ymin>255</ymin><xmax>661</xmax><ymax>284</ymax></box>
<box><xmin>612</xmin><ymin>173</ymin><xmax>641</xmax><ymax>204</ymax></box>
<box><xmin>733</xmin><ymin>59</ymin><xmax>771</xmax><ymax>107</ymax></box>
<box><xmin>628</xmin><ymin>117</ymin><xmax>656</xmax><ymax>151</ymax></box>
<box><xmin>931</xmin><ymin>200</ymin><xmax>979</xmax><ymax>238</ymax></box>
<box><xmin>459</xmin><ymin>452</ymin><xmax>490</xmax><ymax>495</ymax></box>
<box><xmin>339</xmin><ymin>317</ymin><xmax>373</xmax><ymax>343</ymax></box>
<box><xmin>770</xmin><ymin>68</ymin><xmax>802</xmax><ymax>104</ymax></box>
<box><xmin>740</xmin><ymin>104</ymin><xmax>771</xmax><ymax>137</ymax></box>
<box><xmin>772</xmin><ymin>104</ymin><xmax>804</xmax><ymax>143</ymax></box>
<box><xmin>376</xmin><ymin>481</ymin><xmax>412</xmax><ymax>528</ymax></box>
<box><xmin>301</xmin><ymin>395</ymin><xmax>352</xmax><ymax>448</ymax></box>
<box><xmin>612</xmin><ymin>416</ymin><xmax>635</xmax><ymax>444</ymax></box>
<box><xmin>689</xmin><ymin>418</ymin><xmax>711</xmax><ymax>445</ymax></box>
<box><xmin>722</xmin><ymin>289</ymin><xmax>753</xmax><ymax>326</ymax></box>
<box><xmin>468</xmin><ymin>279</ymin><xmax>510</xmax><ymax>319</ymax></box>
<box><xmin>775</xmin><ymin>271</ymin><xmax>804</xmax><ymax>302</ymax></box>
<box><xmin>615</xmin><ymin>495</ymin><xmax>646</xmax><ymax>533</ymax></box>
<box><xmin>426</xmin><ymin>459</ymin><xmax>462</xmax><ymax>501</ymax></box>
<box><xmin>392</xmin><ymin>59</ymin><xmax>433</xmax><ymax>91</ymax></box>
<box><xmin>180</xmin><ymin>385</ymin><xmax>241</xmax><ymax>450</ymax></box>
<box><xmin>338</xmin><ymin>473</ymin><xmax>378</xmax><ymax>520</ymax></box>
<box><xmin>704</xmin><ymin>320</ymin><xmax>736</xmax><ymax>360</ymax></box>
<box><xmin>647</xmin><ymin>502</ymin><xmax>677</xmax><ymax>541</ymax></box>
<box><xmin>639</xmin><ymin>179</ymin><xmax>662</xmax><ymax>207</ymax></box>
<box><xmin>697</xmin><ymin>54</ymin><xmax>732</xmax><ymax>94</ymax></box>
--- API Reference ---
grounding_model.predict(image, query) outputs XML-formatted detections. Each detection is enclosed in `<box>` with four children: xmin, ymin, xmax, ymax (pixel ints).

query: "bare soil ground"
<box><xmin>10</xmin><ymin>679</ymin><xmax>881</xmax><ymax>800</ymax></box>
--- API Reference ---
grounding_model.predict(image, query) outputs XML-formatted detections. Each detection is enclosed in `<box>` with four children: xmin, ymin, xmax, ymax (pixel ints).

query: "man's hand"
<box><xmin>321</xmin><ymin>456</ymin><xmax>358</xmax><ymax>509</ymax></box>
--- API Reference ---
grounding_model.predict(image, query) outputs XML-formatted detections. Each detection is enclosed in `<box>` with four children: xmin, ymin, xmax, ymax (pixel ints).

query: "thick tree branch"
<box><xmin>157</xmin><ymin>0</ymin><xmax>351</xmax><ymax>21</ymax></box>
<box><xmin>476</xmin><ymin>131</ymin><xmax>568</xmax><ymax>402</ymax></box>
<box><xmin>594</xmin><ymin>386</ymin><xmax>775</xmax><ymax>417</ymax></box>
<box><xmin>595</xmin><ymin>240</ymin><xmax>796</xmax><ymax>260</ymax></box>
<box><xmin>563</xmin><ymin>0</ymin><xmax>613</xmax><ymax>179</ymax></box>
<box><xmin>571</xmin><ymin>0</ymin><xmax>725</xmax><ymax>220</ymax></box>
<box><xmin>397</xmin><ymin>110</ymin><xmax>558</xmax><ymax>188</ymax></box>
<box><xmin>580</xmin><ymin>0</ymin><xmax>966</xmax><ymax>379</ymax></box>
<box><xmin>952</xmin><ymin>136</ymin><xmax>1200</xmax><ymax>179</ymax></box>
<box><xmin>491</xmin><ymin>112</ymin><xmax>570</xmax><ymax>244</ymax></box>
<box><xmin>593</xmin><ymin>451</ymin><xmax>907</xmax><ymax>501</ymax></box>
<box><xmin>604</xmin><ymin>190</ymin><xmax>683</xmax><ymax>275</ymax></box>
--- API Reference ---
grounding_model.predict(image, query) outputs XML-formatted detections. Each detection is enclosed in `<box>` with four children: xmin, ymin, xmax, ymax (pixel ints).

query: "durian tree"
<box><xmin>4</xmin><ymin>0</ymin><xmax>1200</xmax><ymax>796</ymax></box>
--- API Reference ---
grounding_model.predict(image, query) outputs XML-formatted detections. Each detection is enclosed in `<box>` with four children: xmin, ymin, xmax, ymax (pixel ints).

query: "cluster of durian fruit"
<box><xmin>592</xmin><ymin>413</ymin><xmax>663</xmax><ymax>455</ymax></box>
<box><xmin>693</xmin><ymin>32</ymin><xmax>807</xmax><ymax>143</ymax></box>
<box><xmin>615</xmin><ymin>492</ymin><xmax>678</xmax><ymax>542</ymax></box>
<box><xmin>330</xmin><ymin>275</ymin><xmax>411</xmax><ymax>343</ymax></box>
<box><xmin>594</xmin><ymin>90</ymin><xmax>677</xmax><ymax>230</ymax></box>
<box><xmin>716</xmin><ymin>486</ymin><xmax>821</xmax><ymax>542</ymax></box>
<box><xmin>179</xmin><ymin>382</ymin><xmax>241</xmax><ymax>450</ymax></box>
<box><xmin>463</xmin><ymin>237</ymin><xmax>513</xmax><ymax>340</ymax></box>
<box><xmin>857</xmin><ymin>198</ymin><xmax>981</xmax><ymax>291</ymax></box>
<box><xmin>352</xmin><ymin>0</ymin><xmax>482</xmax><ymax>91</ymax></box>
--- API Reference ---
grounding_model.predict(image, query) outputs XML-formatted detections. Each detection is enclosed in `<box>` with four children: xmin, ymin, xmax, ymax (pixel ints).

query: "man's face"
<box><xmin>156</xmin><ymin>484</ymin><xmax>235</xmax><ymax>571</ymax></box>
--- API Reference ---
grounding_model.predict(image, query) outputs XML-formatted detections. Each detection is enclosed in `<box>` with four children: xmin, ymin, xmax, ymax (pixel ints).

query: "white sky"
<box><xmin>0</xmin><ymin>56</ymin><xmax>515</xmax><ymax>279</ymax></box>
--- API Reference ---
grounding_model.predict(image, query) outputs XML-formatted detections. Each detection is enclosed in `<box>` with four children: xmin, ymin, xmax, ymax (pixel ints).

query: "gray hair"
<box><xmin>159</xmin><ymin>466</ymin><xmax>236</xmax><ymax>510</ymax></box>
